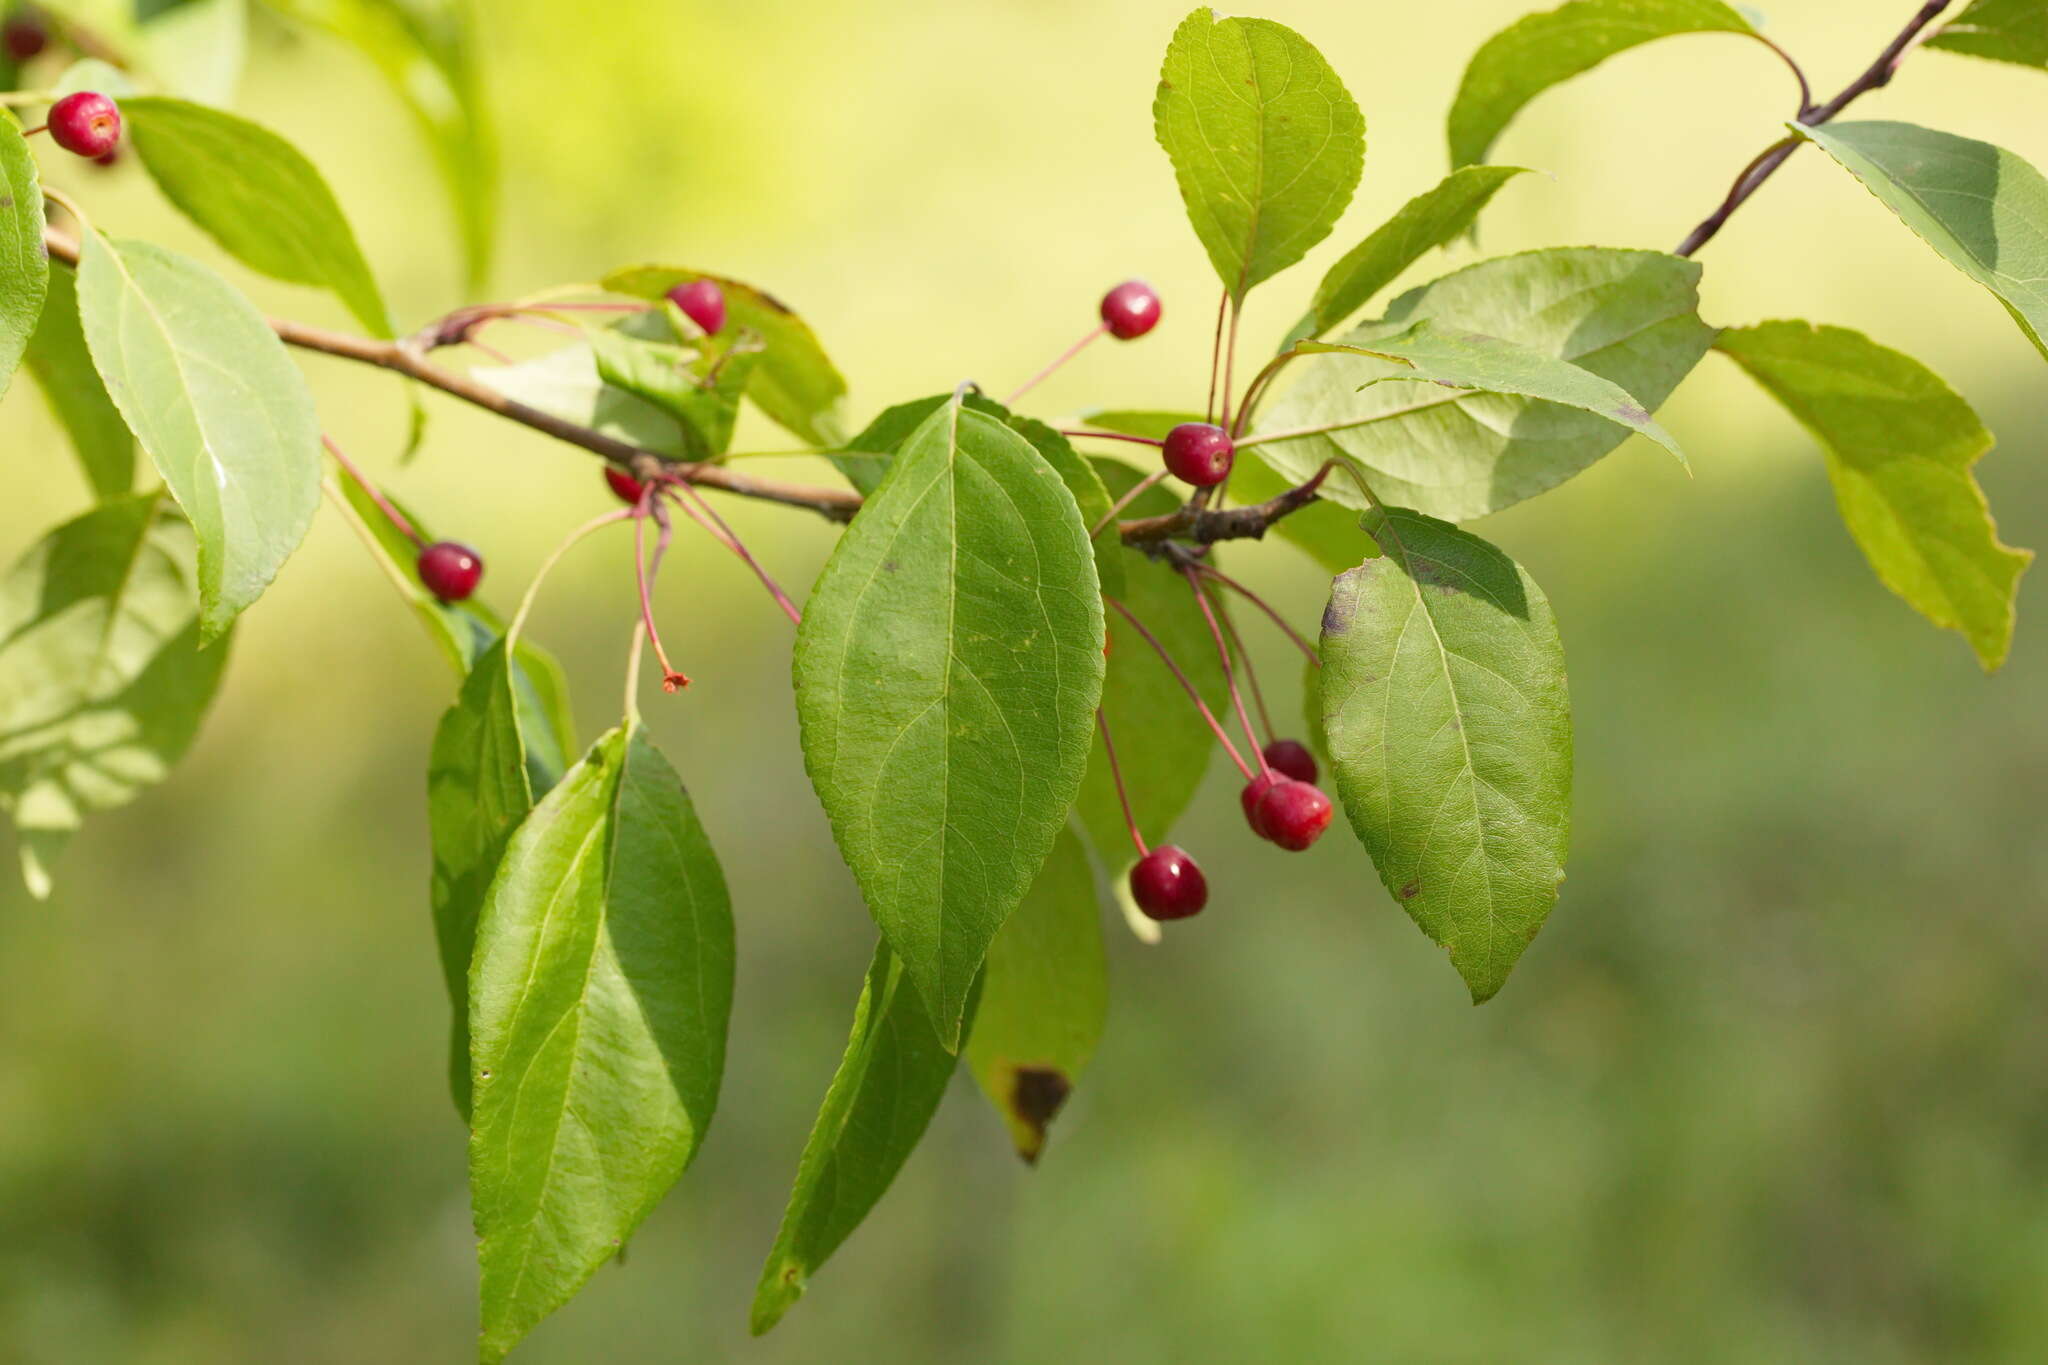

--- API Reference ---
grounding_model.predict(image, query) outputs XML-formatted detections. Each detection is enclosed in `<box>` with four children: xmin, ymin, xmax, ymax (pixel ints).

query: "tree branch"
<box><xmin>44</xmin><ymin>225</ymin><xmax>1313</xmax><ymax>545</ymax></box>
<box><xmin>34</xmin><ymin>7</ymin><xmax>1956</xmax><ymax>559</ymax></box>
<box><xmin>1117</xmin><ymin>462</ymin><xmax>1333</xmax><ymax>547</ymax></box>
<box><xmin>42</xmin><ymin>226</ymin><xmax>863</xmax><ymax>522</ymax></box>
<box><xmin>1675</xmin><ymin>1</ymin><xmax>1952</xmax><ymax>257</ymax></box>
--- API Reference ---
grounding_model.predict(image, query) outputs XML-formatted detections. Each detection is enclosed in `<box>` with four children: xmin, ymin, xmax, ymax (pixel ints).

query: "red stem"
<box><xmin>664</xmin><ymin>476</ymin><xmax>803</xmax><ymax>625</ymax></box>
<box><xmin>1219</xmin><ymin>297</ymin><xmax>1242</xmax><ymax>433</ymax></box>
<box><xmin>1183</xmin><ymin>567</ymin><xmax>1268</xmax><ymax>777</ymax></box>
<box><xmin>1196</xmin><ymin>564</ymin><xmax>1320</xmax><ymax>665</ymax></box>
<box><xmin>1103</xmin><ymin>593</ymin><xmax>1251</xmax><ymax>779</ymax></box>
<box><xmin>1060</xmin><ymin>429</ymin><xmax>1163</xmax><ymax>449</ymax></box>
<box><xmin>1089</xmin><ymin>467</ymin><xmax>1169</xmax><ymax>540</ymax></box>
<box><xmin>634</xmin><ymin>501</ymin><xmax>691</xmax><ymax>691</ymax></box>
<box><xmin>1213</xmin><ymin>597</ymin><xmax>1274</xmax><ymax>740</ymax></box>
<box><xmin>1206</xmin><ymin>288</ymin><xmax>1228</xmax><ymax>424</ymax></box>
<box><xmin>1006</xmin><ymin>325</ymin><xmax>1106</xmax><ymax>406</ymax></box>
<box><xmin>321</xmin><ymin>434</ymin><xmax>424</xmax><ymax>549</ymax></box>
<box><xmin>1096</xmin><ymin>709</ymin><xmax>1148</xmax><ymax>858</ymax></box>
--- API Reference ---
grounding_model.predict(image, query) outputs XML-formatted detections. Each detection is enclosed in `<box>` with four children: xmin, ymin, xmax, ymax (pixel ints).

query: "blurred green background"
<box><xmin>4</xmin><ymin>1</ymin><xmax>2047</xmax><ymax>1360</ymax></box>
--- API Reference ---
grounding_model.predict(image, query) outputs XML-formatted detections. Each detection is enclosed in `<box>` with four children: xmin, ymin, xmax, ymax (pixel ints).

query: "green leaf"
<box><xmin>469</xmin><ymin>720</ymin><xmax>734</xmax><ymax>1364</ymax></box>
<box><xmin>1075</xmin><ymin>460</ymin><xmax>1225</xmax><ymax>869</ymax></box>
<box><xmin>123</xmin><ymin>96</ymin><xmax>394</xmax><ymax>337</ymax></box>
<box><xmin>752</xmin><ymin>941</ymin><xmax>968</xmax><ymax>1335</ymax></box>
<box><xmin>1717</xmin><ymin>321</ymin><xmax>2032</xmax><ymax>670</ymax></box>
<box><xmin>76</xmin><ymin>232</ymin><xmax>321</xmax><ymax>641</ymax></box>
<box><xmin>586</xmin><ymin>325</ymin><xmax>760</xmax><ymax>460</ymax></box>
<box><xmin>0</xmin><ymin>496</ymin><xmax>231</xmax><ymax>897</ymax></box>
<box><xmin>999</xmin><ymin>410</ymin><xmax>1125</xmax><ymax>600</ymax></box>
<box><xmin>965</xmin><ymin>827</ymin><xmax>1106</xmax><ymax>1164</ymax></box>
<box><xmin>1796</xmin><ymin>121</ymin><xmax>2048</xmax><ymax>362</ymax></box>
<box><xmin>793</xmin><ymin>397</ymin><xmax>1104</xmax><ymax>1047</ymax></box>
<box><xmin>1291</xmin><ymin>319</ymin><xmax>1689</xmax><ymax>466</ymax></box>
<box><xmin>837</xmin><ymin>396</ymin><xmax>1122</xmax><ymax>595</ymax></box>
<box><xmin>838</xmin><ymin>395</ymin><xmax>947</xmax><ymax>496</ymax></box>
<box><xmin>474</xmin><ymin>343</ymin><xmax>692</xmax><ymax>458</ymax></box>
<box><xmin>333</xmin><ymin>476</ymin><xmax>575</xmax><ymax>785</ymax></box>
<box><xmin>603</xmin><ymin>265</ymin><xmax>851</xmax><ymax>447</ymax></box>
<box><xmin>1255</xmin><ymin>247</ymin><xmax>1713</xmax><ymax>521</ymax></box>
<box><xmin>1321</xmin><ymin>508</ymin><xmax>1571</xmax><ymax>1002</ymax></box>
<box><xmin>1154</xmin><ymin>7</ymin><xmax>1365</xmax><ymax>302</ymax></box>
<box><xmin>1448</xmin><ymin>0</ymin><xmax>1761</xmax><ymax>169</ymax></box>
<box><xmin>261</xmin><ymin>0</ymin><xmax>495</xmax><ymax>290</ymax></box>
<box><xmin>1929</xmin><ymin>0</ymin><xmax>2048</xmax><ymax>69</ymax></box>
<box><xmin>428</xmin><ymin>639</ymin><xmax>533</xmax><ymax>1120</ymax></box>
<box><xmin>0</xmin><ymin>116</ymin><xmax>48</xmax><ymax>402</ymax></box>
<box><xmin>1291</xmin><ymin>165</ymin><xmax>1532</xmax><ymax>344</ymax></box>
<box><xmin>25</xmin><ymin>266</ymin><xmax>134</xmax><ymax>499</ymax></box>
<box><xmin>139</xmin><ymin>0</ymin><xmax>247</xmax><ymax>106</ymax></box>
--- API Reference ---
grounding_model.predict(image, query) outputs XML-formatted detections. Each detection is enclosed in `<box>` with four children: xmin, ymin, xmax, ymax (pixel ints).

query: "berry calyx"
<box><xmin>1099</xmin><ymin>280</ymin><xmax>1160</xmax><ymax>340</ymax></box>
<box><xmin>1162</xmin><ymin>422</ymin><xmax>1234</xmax><ymax>487</ymax></box>
<box><xmin>1240</xmin><ymin>771</ymin><xmax>1281</xmax><ymax>837</ymax></box>
<box><xmin>1262</xmin><ymin>738</ymin><xmax>1318</xmax><ymax>785</ymax></box>
<box><xmin>666</xmin><ymin>278</ymin><xmax>726</xmax><ymax>335</ymax></box>
<box><xmin>1254</xmin><ymin>779</ymin><xmax>1333</xmax><ymax>852</ymax></box>
<box><xmin>47</xmin><ymin>91</ymin><xmax>120</xmax><ymax>159</ymax></box>
<box><xmin>605</xmin><ymin>466</ymin><xmax>647</xmax><ymax>504</ymax></box>
<box><xmin>1129</xmin><ymin>844</ymin><xmax>1208</xmax><ymax>921</ymax></box>
<box><xmin>417</xmin><ymin>541</ymin><xmax>483</xmax><ymax>602</ymax></box>
<box><xmin>3</xmin><ymin>13</ymin><xmax>48</xmax><ymax>60</ymax></box>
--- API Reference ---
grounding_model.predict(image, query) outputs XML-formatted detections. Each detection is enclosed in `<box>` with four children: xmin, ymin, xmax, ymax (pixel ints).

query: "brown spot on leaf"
<box><xmin>1617</xmin><ymin>402</ymin><xmax>1650</xmax><ymax>424</ymax></box>
<box><xmin>1398</xmin><ymin>880</ymin><xmax>1421</xmax><ymax>900</ymax></box>
<box><xmin>1007</xmin><ymin>1065</ymin><xmax>1073</xmax><ymax>1164</ymax></box>
<box><xmin>1322</xmin><ymin>573</ymin><xmax>1365</xmax><ymax>636</ymax></box>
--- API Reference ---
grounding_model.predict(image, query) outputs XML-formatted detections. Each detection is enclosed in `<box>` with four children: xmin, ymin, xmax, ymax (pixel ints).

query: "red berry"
<box><xmin>91</xmin><ymin>147</ymin><xmax>119</xmax><ymax>169</ymax></box>
<box><xmin>417</xmin><ymin>541</ymin><xmax>483</xmax><ymax>602</ymax></box>
<box><xmin>1162</xmin><ymin>422</ymin><xmax>1234</xmax><ymax>487</ymax></box>
<box><xmin>1240</xmin><ymin>771</ymin><xmax>1280</xmax><ymax>837</ymax></box>
<box><xmin>605</xmin><ymin>466</ymin><xmax>646</xmax><ymax>504</ymax></box>
<box><xmin>3</xmin><ymin>14</ymin><xmax>47</xmax><ymax>60</ymax></box>
<box><xmin>48</xmin><ymin>91</ymin><xmax>119</xmax><ymax>159</ymax></box>
<box><xmin>1262</xmin><ymin>738</ymin><xmax>1318</xmax><ymax>785</ymax></box>
<box><xmin>1129</xmin><ymin>844</ymin><xmax>1208</xmax><ymax>921</ymax></box>
<box><xmin>666</xmin><ymin>278</ymin><xmax>726</xmax><ymax>335</ymax></box>
<box><xmin>1254</xmin><ymin>780</ymin><xmax>1333</xmax><ymax>852</ymax></box>
<box><xmin>1099</xmin><ymin>280</ymin><xmax>1160</xmax><ymax>340</ymax></box>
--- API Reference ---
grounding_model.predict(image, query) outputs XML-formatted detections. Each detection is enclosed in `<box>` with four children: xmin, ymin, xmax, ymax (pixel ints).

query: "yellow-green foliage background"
<box><xmin>4</xmin><ymin>2</ymin><xmax>2047</xmax><ymax>1360</ymax></box>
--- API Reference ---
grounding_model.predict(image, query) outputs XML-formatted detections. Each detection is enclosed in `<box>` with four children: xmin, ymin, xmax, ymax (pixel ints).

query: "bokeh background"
<box><xmin>4</xmin><ymin>1</ymin><xmax>2048</xmax><ymax>1360</ymax></box>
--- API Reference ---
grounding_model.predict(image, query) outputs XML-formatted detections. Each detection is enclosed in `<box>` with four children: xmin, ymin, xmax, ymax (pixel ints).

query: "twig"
<box><xmin>1117</xmin><ymin>461</ymin><xmax>1334</xmax><ymax>547</ymax></box>
<box><xmin>37</xmin><ymin>230</ymin><xmax>1369</xmax><ymax>552</ymax></box>
<box><xmin>1675</xmin><ymin>2</ymin><xmax>1952</xmax><ymax>257</ymax></box>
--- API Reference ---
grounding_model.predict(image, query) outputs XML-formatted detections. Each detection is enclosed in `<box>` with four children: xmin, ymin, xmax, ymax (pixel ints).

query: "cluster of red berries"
<box><xmin>1129</xmin><ymin>739</ymin><xmax>1334</xmax><ymax>922</ymax></box>
<box><xmin>1073</xmin><ymin>281</ymin><xmax>1331</xmax><ymax>922</ymax></box>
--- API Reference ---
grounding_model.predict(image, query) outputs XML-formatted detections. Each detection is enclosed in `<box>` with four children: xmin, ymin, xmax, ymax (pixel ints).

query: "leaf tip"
<box><xmin>999</xmin><ymin>1063</ymin><xmax>1073</xmax><ymax>1164</ymax></box>
<box><xmin>749</xmin><ymin>1267</ymin><xmax>803</xmax><ymax>1336</ymax></box>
